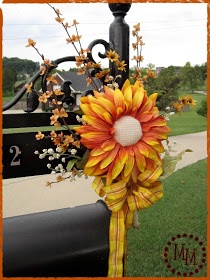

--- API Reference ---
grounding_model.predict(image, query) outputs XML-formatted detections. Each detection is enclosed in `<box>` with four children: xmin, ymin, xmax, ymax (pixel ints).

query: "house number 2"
<box><xmin>9</xmin><ymin>145</ymin><xmax>21</xmax><ymax>166</ymax></box>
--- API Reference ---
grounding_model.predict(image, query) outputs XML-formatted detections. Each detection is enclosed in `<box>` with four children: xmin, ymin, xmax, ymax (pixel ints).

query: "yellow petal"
<box><xmin>133</xmin><ymin>146</ymin><xmax>146</xmax><ymax>172</ymax></box>
<box><xmin>124</xmin><ymin>85</ymin><xmax>133</xmax><ymax>112</ymax></box>
<box><xmin>91</xmin><ymin>147</ymin><xmax>107</xmax><ymax>156</ymax></box>
<box><xmin>137</xmin><ymin>92</ymin><xmax>158</xmax><ymax>116</ymax></box>
<box><xmin>101</xmin><ymin>138</ymin><xmax>117</xmax><ymax>152</ymax></box>
<box><xmin>80</xmin><ymin>103</ymin><xmax>96</xmax><ymax>117</ymax></box>
<box><xmin>90</xmin><ymin>103</ymin><xmax>107</xmax><ymax>119</ymax></box>
<box><xmin>124</xmin><ymin>154</ymin><xmax>134</xmax><ymax>177</ymax></box>
<box><xmin>132</xmin><ymin>80</ymin><xmax>141</xmax><ymax>94</ymax></box>
<box><xmin>102</xmin><ymin>111</ymin><xmax>113</xmax><ymax>125</ymax></box>
<box><xmin>121</xmin><ymin>79</ymin><xmax>131</xmax><ymax>94</ymax></box>
<box><xmin>98</xmin><ymin>96</ymin><xmax>116</xmax><ymax>117</ymax></box>
<box><xmin>132</xmin><ymin>86</ymin><xmax>144</xmax><ymax>111</ymax></box>
<box><xmin>136</xmin><ymin>142</ymin><xmax>149</xmax><ymax>158</ymax></box>
<box><xmin>114</xmin><ymin>88</ymin><xmax>125</xmax><ymax>112</ymax></box>
<box><xmin>100</xmin><ymin>144</ymin><xmax>120</xmax><ymax>169</ymax></box>
<box><xmin>85</xmin><ymin>153</ymin><xmax>108</xmax><ymax>168</ymax></box>
<box><xmin>111</xmin><ymin>155</ymin><xmax>125</xmax><ymax>180</ymax></box>
<box><xmin>118</xmin><ymin>146</ymin><xmax>128</xmax><ymax>165</ymax></box>
<box><xmin>82</xmin><ymin>115</ymin><xmax>110</xmax><ymax>131</ymax></box>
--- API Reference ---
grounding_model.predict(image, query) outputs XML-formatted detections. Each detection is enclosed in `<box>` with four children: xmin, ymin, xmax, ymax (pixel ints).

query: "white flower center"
<box><xmin>113</xmin><ymin>116</ymin><xmax>143</xmax><ymax>146</ymax></box>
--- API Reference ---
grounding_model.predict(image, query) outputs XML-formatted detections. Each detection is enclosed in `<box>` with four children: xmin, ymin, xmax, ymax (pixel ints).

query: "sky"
<box><xmin>2</xmin><ymin>2</ymin><xmax>207</xmax><ymax>71</ymax></box>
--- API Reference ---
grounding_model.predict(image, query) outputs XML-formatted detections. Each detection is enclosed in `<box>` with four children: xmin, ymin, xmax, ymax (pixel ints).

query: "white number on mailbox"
<box><xmin>9</xmin><ymin>145</ymin><xmax>21</xmax><ymax>166</ymax></box>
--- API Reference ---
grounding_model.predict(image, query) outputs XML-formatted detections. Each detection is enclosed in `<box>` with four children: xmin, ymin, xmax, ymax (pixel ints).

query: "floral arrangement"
<box><xmin>24</xmin><ymin>4</ymin><xmax>193</xmax><ymax>277</ymax></box>
<box><xmin>172</xmin><ymin>94</ymin><xmax>197</xmax><ymax>113</ymax></box>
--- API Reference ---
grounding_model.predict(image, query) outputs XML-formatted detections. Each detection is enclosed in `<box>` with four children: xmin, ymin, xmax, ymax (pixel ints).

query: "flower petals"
<box><xmin>82</xmin><ymin>115</ymin><xmax>111</xmax><ymax>131</ymax></box>
<box><xmin>100</xmin><ymin>144</ymin><xmax>120</xmax><ymax>169</ymax></box>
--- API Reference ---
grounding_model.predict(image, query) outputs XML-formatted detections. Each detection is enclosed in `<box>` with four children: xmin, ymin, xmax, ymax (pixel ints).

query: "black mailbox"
<box><xmin>3</xmin><ymin>200</ymin><xmax>111</xmax><ymax>277</ymax></box>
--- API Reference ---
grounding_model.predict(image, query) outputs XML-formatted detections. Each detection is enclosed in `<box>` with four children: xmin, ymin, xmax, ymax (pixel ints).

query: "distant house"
<box><xmin>155</xmin><ymin>66</ymin><xmax>181</xmax><ymax>76</ymax></box>
<box><xmin>43</xmin><ymin>71</ymin><xmax>99</xmax><ymax>111</ymax></box>
<box><xmin>155</xmin><ymin>67</ymin><xmax>165</xmax><ymax>76</ymax></box>
<box><xmin>14</xmin><ymin>80</ymin><xmax>27</xmax><ymax>93</ymax></box>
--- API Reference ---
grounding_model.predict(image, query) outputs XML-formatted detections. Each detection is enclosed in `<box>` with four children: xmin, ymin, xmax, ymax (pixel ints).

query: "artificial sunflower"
<box><xmin>74</xmin><ymin>79</ymin><xmax>171</xmax><ymax>186</ymax></box>
<box><xmin>74</xmin><ymin>79</ymin><xmax>171</xmax><ymax>277</ymax></box>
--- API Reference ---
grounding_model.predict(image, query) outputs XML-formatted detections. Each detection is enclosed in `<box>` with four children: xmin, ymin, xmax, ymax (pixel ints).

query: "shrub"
<box><xmin>197</xmin><ymin>98</ymin><xmax>207</xmax><ymax>117</ymax></box>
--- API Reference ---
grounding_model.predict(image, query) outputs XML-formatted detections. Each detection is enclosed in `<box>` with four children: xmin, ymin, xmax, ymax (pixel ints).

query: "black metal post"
<box><xmin>109</xmin><ymin>3</ymin><xmax>131</xmax><ymax>89</ymax></box>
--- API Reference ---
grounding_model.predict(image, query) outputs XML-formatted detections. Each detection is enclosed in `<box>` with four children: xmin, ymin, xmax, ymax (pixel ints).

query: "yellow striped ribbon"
<box><xmin>92</xmin><ymin>175</ymin><xmax>163</xmax><ymax>277</ymax></box>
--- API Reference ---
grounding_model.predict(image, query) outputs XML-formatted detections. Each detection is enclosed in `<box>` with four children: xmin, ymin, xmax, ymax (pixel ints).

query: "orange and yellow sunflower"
<box><xmin>74</xmin><ymin>79</ymin><xmax>171</xmax><ymax>186</ymax></box>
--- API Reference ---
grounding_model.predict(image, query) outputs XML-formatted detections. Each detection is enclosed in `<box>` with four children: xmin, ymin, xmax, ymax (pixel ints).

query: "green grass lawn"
<box><xmin>126</xmin><ymin>158</ymin><xmax>207</xmax><ymax>277</ymax></box>
<box><xmin>3</xmin><ymin>95</ymin><xmax>26</xmax><ymax>102</ymax></box>
<box><xmin>167</xmin><ymin>92</ymin><xmax>207</xmax><ymax>136</ymax></box>
<box><xmin>167</xmin><ymin>110</ymin><xmax>207</xmax><ymax>136</ymax></box>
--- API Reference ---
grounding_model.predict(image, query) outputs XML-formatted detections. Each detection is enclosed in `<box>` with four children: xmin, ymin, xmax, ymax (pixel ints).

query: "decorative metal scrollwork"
<box><xmin>3</xmin><ymin>3</ymin><xmax>130</xmax><ymax>113</ymax></box>
<box><xmin>87</xmin><ymin>39</ymin><xmax>110</xmax><ymax>62</ymax></box>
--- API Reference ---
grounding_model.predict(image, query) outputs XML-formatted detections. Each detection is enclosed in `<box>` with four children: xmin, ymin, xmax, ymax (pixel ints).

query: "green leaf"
<box><xmin>75</xmin><ymin>149</ymin><xmax>90</xmax><ymax>170</ymax></box>
<box><xmin>67</xmin><ymin>158</ymin><xmax>78</xmax><ymax>172</ymax></box>
<box><xmin>160</xmin><ymin>149</ymin><xmax>193</xmax><ymax>180</ymax></box>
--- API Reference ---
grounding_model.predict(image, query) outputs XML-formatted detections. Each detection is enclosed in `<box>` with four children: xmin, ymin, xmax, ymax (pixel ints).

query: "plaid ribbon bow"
<box><xmin>92</xmin><ymin>166</ymin><xmax>163</xmax><ymax>277</ymax></box>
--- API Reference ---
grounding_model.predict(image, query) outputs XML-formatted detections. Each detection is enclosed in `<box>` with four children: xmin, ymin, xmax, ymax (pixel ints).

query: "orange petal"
<box><xmin>102</xmin><ymin>111</ymin><xmax>113</xmax><ymax>125</ymax></box>
<box><xmin>90</xmin><ymin>166</ymin><xmax>109</xmax><ymax>176</ymax></box>
<box><xmin>80</xmin><ymin>103</ymin><xmax>97</xmax><ymax>117</ymax></box>
<box><xmin>82</xmin><ymin>115</ymin><xmax>111</xmax><ymax>131</ymax></box>
<box><xmin>100</xmin><ymin>144</ymin><xmax>120</xmax><ymax>169</ymax></box>
<box><xmin>81</xmin><ymin>131</ymin><xmax>111</xmax><ymax>141</ymax></box>
<box><xmin>141</xmin><ymin>143</ymin><xmax>160</xmax><ymax>162</ymax></box>
<box><xmin>141</xmin><ymin>135</ymin><xmax>160</xmax><ymax>146</ymax></box>
<box><xmin>85</xmin><ymin>152</ymin><xmax>108</xmax><ymax>168</ymax></box>
<box><xmin>133</xmin><ymin>145</ymin><xmax>146</xmax><ymax>172</ymax></box>
<box><xmin>124</xmin><ymin>154</ymin><xmax>134</xmax><ymax>177</ymax></box>
<box><xmin>152</xmin><ymin>142</ymin><xmax>165</xmax><ymax>153</ymax></box>
<box><xmin>137</xmin><ymin>92</ymin><xmax>158</xmax><ymax>117</ymax></box>
<box><xmin>101</xmin><ymin>138</ymin><xmax>117</xmax><ymax>151</ymax></box>
<box><xmin>143</xmin><ymin>131</ymin><xmax>168</xmax><ymax>140</ymax></box>
<box><xmin>111</xmin><ymin>154</ymin><xmax>125</xmax><ymax>180</ymax></box>
<box><xmin>106</xmin><ymin>160</ymin><xmax>117</xmax><ymax>186</ymax></box>
<box><xmin>151</xmin><ymin>126</ymin><xmax>172</xmax><ymax>134</ymax></box>
<box><xmin>118</xmin><ymin>146</ymin><xmax>128</xmax><ymax>165</ymax></box>
<box><xmin>104</xmin><ymin>86</ymin><xmax>115</xmax><ymax>103</ymax></box>
<box><xmin>135</xmin><ymin>141</ymin><xmax>149</xmax><ymax>158</ymax></box>
<box><xmin>131</xmin><ymin>162</ymin><xmax>140</xmax><ymax>183</ymax></box>
<box><xmin>146</xmin><ymin>116</ymin><xmax>167</xmax><ymax>127</ymax></box>
<box><xmin>84</xmin><ymin>165</ymin><xmax>97</xmax><ymax>176</ymax></box>
<box><xmin>137</xmin><ymin>111</ymin><xmax>154</xmax><ymax>123</ymax></box>
<box><xmin>90</xmin><ymin>103</ymin><xmax>108</xmax><ymax>120</ymax></box>
<box><xmin>84</xmin><ymin>165</ymin><xmax>108</xmax><ymax>176</ymax></box>
<box><xmin>91</xmin><ymin>147</ymin><xmax>107</xmax><ymax>156</ymax></box>
<box><xmin>98</xmin><ymin>96</ymin><xmax>116</xmax><ymax>118</ymax></box>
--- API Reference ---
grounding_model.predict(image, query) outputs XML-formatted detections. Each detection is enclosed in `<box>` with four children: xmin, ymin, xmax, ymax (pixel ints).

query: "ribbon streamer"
<box><xmin>92</xmin><ymin>176</ymin><xmax>163</xmax><ymax>277</ymax></box>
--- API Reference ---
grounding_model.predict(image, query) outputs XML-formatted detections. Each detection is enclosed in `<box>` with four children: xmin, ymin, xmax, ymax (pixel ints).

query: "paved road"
<box><xmin>3</xmin><ymin>131</ymin><xmax>207</xmax><ymax>218</ymax></box>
